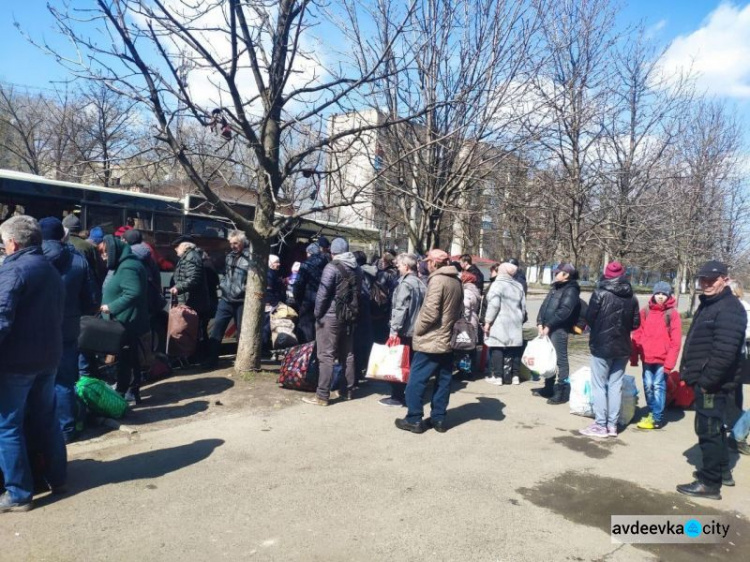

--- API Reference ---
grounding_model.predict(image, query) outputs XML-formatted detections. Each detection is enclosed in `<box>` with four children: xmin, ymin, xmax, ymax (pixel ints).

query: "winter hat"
<box><xmin>268</xmin><ymin>254</ymin><xmax>281</xmax><ymax>267</ymax></box>
<box><xmin>122</xmin><ymin>229</ymin><xmax>143</xmax><ymax>245</ymax></box>
<box><xmin>40</xmin><ymin>217</ymin><xmax>65</xmax><ymax>241</ymax></box>
<box><xmin>553</xmin><ymin>262</ymin><xmax>577</xmax><ymax>277</ymax></box>
<box><xmin>604</xmin><ymin>261</ymin><xmax>625</xmax><ymax>279</ymax></box>
<box><xmin>62</xmin><ymin>213</ymin><xmax>82</xmax><ymax>233</ymax></box>
<box><xmin>88</xmin><ymin>226</ymin><xmax>104</xmax><ymax>245</ymax></box>
<box><xmin>306</xmin><ymin>242</ymin><xmax>320</xmax><ymax>255</ymax></box>
<box><xmin>330</xmin><ymin>237</ymin><xmax>349</xmax><ymax>255</ymax></box>
<box><xmin>317</xmin><ymin>236</ymin><xmax>331</xmax><ymax>249</ymax></box>
<box><xmin>652</xmin><ymin>281</ymin><xmax>672</xmax><ymax>296</ymax></box>
<box><xmin>498</xmin><ymin>262</ymin><xmax>518</xmax><ymax>277</ymax></box>
<box><xmin>426</xmin><ymin>248</ymin><xmax>450</xmax><ymax>264</ymax></box>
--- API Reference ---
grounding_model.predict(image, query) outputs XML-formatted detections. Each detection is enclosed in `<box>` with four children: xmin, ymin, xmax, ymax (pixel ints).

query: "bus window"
<box><xmin>0</xmin><ymin>194</ymin><xmax>78</xmax><ymax>224</ymax></box>
<box><xmin>185</xmin><ymin>217</ymin><xmax>228</xmax><ymax>238</ymax></box>
<box><xmin>154</xmin><ymin>213</ymin><xmax>182</xmax><ymax>233</ymax></box>
<box><xmin>86</xmin><ymin>205</ymin><xmax>124</xmax><ymax>234</ymax></box>
<box><xmin>127</xmin><ymin>210</ymin><xmax>153</xmax><ymax>231</ymax></box>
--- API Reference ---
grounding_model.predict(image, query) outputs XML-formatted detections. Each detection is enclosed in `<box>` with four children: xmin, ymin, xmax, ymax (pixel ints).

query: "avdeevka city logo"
<box><xmin>684</xmin><ymin>519</ymin><xmax>702</xmax><ymax>538</ymax></box>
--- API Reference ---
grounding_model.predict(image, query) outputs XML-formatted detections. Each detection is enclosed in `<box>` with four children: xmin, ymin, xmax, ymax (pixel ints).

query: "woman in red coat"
<box><xmin>631</xmin><ymin>281</ymin><xmax>682</xmax><ymax>429</ymax></box>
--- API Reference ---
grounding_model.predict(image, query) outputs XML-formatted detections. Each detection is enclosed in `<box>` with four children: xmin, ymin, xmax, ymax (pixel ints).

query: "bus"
<box><xmin>0</xmin><ymin>169</ymin><xmax>380</xmax><ymax>350</ymax></box>
<box><xmin>0</xmin><ymin>168</ymin><xmax>379</xmax><ymax>269</ymax></box>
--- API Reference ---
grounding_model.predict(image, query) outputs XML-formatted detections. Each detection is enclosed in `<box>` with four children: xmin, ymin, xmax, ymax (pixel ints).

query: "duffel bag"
<box><xmin>75</xmin><ymin>375</ymin><xmax>128</xmax><ymax>419</ymax></box>
<box><xmin>278</xmin><ymin>342</ymin><xmax>319</xmax><ymax>391</ymax></box>
<box><xmin>167</xmin><ymin>302</ymin><xmax>199</xmax><ymax>358</ymax></box>
<box><xmin>79</xmin><ymin>315</ymin><xmax>127</xmax><ymax>355</ymax></box>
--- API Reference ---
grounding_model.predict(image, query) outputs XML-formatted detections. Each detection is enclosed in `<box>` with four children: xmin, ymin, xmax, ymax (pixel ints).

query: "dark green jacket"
<box><xmin>173</xmin><ymin>247</ymin><xmax>210</xmax><ymax>316</ymax></box>
<box><xmin>102</xmin><ymin>237</ymin><xmax>150</xmax><ymax>336</ymax></box>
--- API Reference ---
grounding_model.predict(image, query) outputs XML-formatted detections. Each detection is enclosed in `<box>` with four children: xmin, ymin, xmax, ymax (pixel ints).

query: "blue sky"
<box><xmin>2</xmin><ymin>1</ymin><xmax>750</xmax><ymax>113</ymax></box>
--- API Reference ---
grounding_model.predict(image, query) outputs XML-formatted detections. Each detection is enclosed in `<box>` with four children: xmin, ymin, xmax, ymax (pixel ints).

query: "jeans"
<box><xmin>209</xmin><ymin>299</ymin><xmax>244</xmax><ymax>358</ymax></box>
<box><xmin>694</xmin><ymin>387</ymin><xmax>730</xmax><ymax>488</ymax></box>
<box><xmin>590</xmin><ymin>355</ymin><xmax>627</xmax><ymax>428</ymax></box>
<box><xmin>315</xmin><ymin>316</ymin><xmax>355</xmax><ymax>400</ymax></box>
<box><xmin>405</xmin><ymin>351</ymin><xmax>454</xmax><ymax>424</ymax></box>
<box><xmin>642</xmin><ymin>363</ymin><xmax>667</xmax><ymax>424</ymax></box>
<box><xmin>55</xmin><ymin>342</ymin><xmax>81</xmax><ymax>440</ymax></box>
<box><xmin>549</xmin><ymin>329</ymin><xmax>570</xmax><ymax>383</ymax></box>
<box><xmin>732</xmin><ymin>408</ymin><xmax>750</xmax><ymax>442</ymax></box>
<box><xmin>0</xmin><ymin>371</ymin><xmax>67</xmax><ymax>503</ymax></box>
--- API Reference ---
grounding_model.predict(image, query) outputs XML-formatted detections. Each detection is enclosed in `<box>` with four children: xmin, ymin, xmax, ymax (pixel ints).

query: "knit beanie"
<box><xmin>652</xmin><ymin>281</ymin><xmax>672</xmax><ymax>295</ymax></box>
<box><xmin>88</xmin><ymin>226</ymin><xmax>105</xmax><ymax>245</ymax></box>
<box><xmin>40</xmin><ymin>217</ymin><xmax>65</xmax><ymax>241</ymax></box>
<box><xmin>604</xmin><ymin>261</ymin><xmax>625</xmax><ymax>279</ymax></box>
<box><xmin>306</xmin><ymin>242</ymin><xmax>320</xmax><ymax>255</ymax></box>
<box><xmin>330</xmin><ymin>237</ymin><xmax>349</xmax><ymax>255</ymax></box>
<box><xmin>62</xmin><ymin>214</ymin><xmax>82</xmax><ymax>233</ymax></box>
<box><xmin>122</xmin><ymin>229</ymin><xmax>143</xmax><ymax>245</ymax></box>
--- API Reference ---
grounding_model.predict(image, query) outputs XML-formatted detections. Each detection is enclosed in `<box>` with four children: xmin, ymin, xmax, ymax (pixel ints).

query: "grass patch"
<box><xmin>238</xmin><ymin>369</ymin><xmax>279</xmax><ymax>383</ymax></box>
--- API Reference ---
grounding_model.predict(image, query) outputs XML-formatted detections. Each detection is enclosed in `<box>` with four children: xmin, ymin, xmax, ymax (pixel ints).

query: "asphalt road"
<box><xmin>2</xmin><ymin>357</ymin><xmax>747</xmax><ymax>562</ymax></box>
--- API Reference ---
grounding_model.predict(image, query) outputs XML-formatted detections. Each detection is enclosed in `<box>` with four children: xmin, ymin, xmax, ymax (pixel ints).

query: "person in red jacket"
<box><xmin>631</xmin><ymin>281</ymin><xmax>682</xmax><ymax>430</ymax></box>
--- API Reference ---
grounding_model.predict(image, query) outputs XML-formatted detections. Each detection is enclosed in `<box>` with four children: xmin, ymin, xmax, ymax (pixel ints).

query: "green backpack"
<box><xmin>75</xmin><ymin>376</ymin><xmax>128</xmax><ymax>419</ymax></box>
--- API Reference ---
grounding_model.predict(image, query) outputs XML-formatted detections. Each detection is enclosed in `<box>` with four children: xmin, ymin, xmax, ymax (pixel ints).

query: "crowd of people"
<box><xmin>1</xmin><ymin>212</ymin><xmax>750</xmax><ymax>512</ymax></box>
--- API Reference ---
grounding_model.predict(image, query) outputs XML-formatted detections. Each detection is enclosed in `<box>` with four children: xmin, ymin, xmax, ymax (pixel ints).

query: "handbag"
<box><xmin>75</xmin><ymin>375</ymin><xmax>128</xmax><ymax>419</ymax></box>
<box><xmin>451</xmin><ymin>318</ymin><xmax>477</xmax><ymax>351</ymax></box>
<box><xmin>366</xmin><ymin>341</ymin><xmax>411</xmax><ymax>383</ymax></box>
<box><xmin>78</xmin><ymin>315</ymin><xmax>127</xmax><ymax>355</ymax></box>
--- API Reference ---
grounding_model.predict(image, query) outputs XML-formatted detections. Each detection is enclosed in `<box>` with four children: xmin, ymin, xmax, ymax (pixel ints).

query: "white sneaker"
<box><xmin>484</xmin><ymin>376</ymin><xmax>498</xmax><ymax>385</ymax></box>
<box><xmin>512</xmin><ymin>376</ymin><xmax>520</xmax><ymax>385</ymax></box>
<box><xmin>495</xmin><ymin>377</ymin><xmax>504</xmax><ymax>386</ymax></box>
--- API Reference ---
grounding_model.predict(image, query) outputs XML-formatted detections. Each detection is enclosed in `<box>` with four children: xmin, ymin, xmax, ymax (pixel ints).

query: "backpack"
<box><xmin>570</xmin><ymin>298</ymin><xmax>588</xmax><ymax>335</ymax></box>
<box><xmin>333</xmin><ymin>263</ymin><xmax>359</xmax><ymax>324</ymax></box>
<box><xmin>644</xmin><ymin>307</ymin><xmax>676</xmax><ymax>329</ymax></box>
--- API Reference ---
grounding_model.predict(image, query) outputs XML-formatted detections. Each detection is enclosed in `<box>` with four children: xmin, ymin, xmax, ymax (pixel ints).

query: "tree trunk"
<box><xmin>235</xmin><ymin>237</ymin><xmax>270</xmax><ymax>374</ymax></box>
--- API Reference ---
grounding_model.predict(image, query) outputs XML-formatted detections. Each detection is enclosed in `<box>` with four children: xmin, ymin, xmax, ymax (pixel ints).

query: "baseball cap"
<box><xmin>697</xmin><ymin>260</ymin><xmax>728</xmax><ymax>278</ymax></box>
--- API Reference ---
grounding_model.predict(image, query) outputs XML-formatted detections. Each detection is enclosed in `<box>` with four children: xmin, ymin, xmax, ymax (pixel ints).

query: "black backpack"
<box><xmin>333</xmin><ymin>263</ymin><xmax>359</xmax><ymax>324</ymax></box>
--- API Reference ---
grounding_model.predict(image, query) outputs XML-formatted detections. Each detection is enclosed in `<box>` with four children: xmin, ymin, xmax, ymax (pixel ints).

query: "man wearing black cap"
<box><xmin>677</xmin><ymin>260</ymin><xmax>747</xmax><ymax>500</ymax></box>
<box><xmin>63</xmin><ymin>213</ymin><xmax>104</xmax><ymax>289</ymax></box>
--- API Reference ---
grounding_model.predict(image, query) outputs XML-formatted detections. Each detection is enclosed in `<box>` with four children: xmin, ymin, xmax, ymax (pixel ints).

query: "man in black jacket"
<box><xmin>460</xmin><ymin>254</ymin><xmax>485</xmax><ymax>296</ymax></box>
<box><xmin>580</xmin><ymin>262</ymin><xmax>640</xmax><ymax>439</ymax></box>
<box><xmin>293</xmin><ymin>243</ymin><xmax>328</xmax><ymax>343</ymax></box>
<box><xmin>535</xmin><ymin>263</ymin><xmax>580</xmax><ymax>404</ymax></box>
<box><xmin>676</xmin><ymin>260</ymin><xmax>747</xmax><ymax>500</ymax></box>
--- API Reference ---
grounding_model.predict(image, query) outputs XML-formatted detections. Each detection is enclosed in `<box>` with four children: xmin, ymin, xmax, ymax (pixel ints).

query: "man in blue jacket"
<box><xmin>41</xmin><ymin>217</ymin><xmax>99</xmax><ymax>442</ymax></box>
<box><xmin>0</xmin><ymin>215</ymin><xmax>67</xmax><ymax>512</ymax></box>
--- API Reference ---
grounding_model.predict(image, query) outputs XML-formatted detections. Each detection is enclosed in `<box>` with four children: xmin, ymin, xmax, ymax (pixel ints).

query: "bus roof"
<box><xmin>0</xmin><ymin>169</ymin><xmax>179</xmax><ymax>203</ymax></box>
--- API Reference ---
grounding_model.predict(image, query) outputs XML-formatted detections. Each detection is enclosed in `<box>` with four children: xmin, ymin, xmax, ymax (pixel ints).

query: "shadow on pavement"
<box><xmin>140</xmin><ymin>377</ymin><xmax>234</xmax><ymax>407</ymax></box>
<box><xmin>38</xmin><ymin>439</ymin><xmax>225</xmax><ymax>505</ymax></box>
<box><xmin>449</xmin><ymin>397</ymin><xmax>505</xmax><ymax>428</ymax></box>
<box><xmin>125</xmin><ymin>400</ymin><xmax>211</xmax><ymax>426</ymax></box>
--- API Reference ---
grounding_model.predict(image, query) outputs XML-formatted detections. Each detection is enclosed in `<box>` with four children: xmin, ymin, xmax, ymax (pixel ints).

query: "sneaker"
<box><xmin>302</xmin><ymin>395</ymin><xmax>328</xmax><ymax>406</ymax></box>
<box><xmin>484</xmin><ymin>376</ymin><xmax>498</xmax><ymax>385</ymax></box>
<box><xmin>0</xmin><ymin>492</ymin><xmax>32</xmax><ymax>513</ymax></box>
<box><xmin>579</xmin><ymin>423</ymin><xmax>608</xmax><ymax>438</ymax></box>
<box><xmin>379</xmin><ymin>397</ymin><xmax>405</xmax><ymax>407</ymax></box>
<box><xmin>512</xmin><ymin>376</ymin><xmax>520</xmax><ymax>385</ymax></box>
<box><xmin>394</xmin><ymin>418</ymin><xmax>427</xmax><ymax>434</ymax></box>
<box><xmin>329</xmin><ymin>390</ymin><xmax>340</xmax><ymax>400</ymax></box>
<box><xmin>607</xmin><ymin>425</ymin><xmax>618</xmax><ymax>438</ymax></box>
<box><xmin>123</xmin><ymin>390</ymin><xmax>141</xmax><ymax>405</ymax></box>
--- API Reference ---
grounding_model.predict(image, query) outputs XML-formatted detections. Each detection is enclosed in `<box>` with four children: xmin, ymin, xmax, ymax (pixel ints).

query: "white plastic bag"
<box><xmin>366</xmin><ymin>343</ymin><xmax>410</xmax><ymax>383</ymax></box>
<box><xmin>521</xmin><ymin>336</ymin><xmax>558</xmax><ymax>378</ymax></box>
<box><xmin>569</xmin><ymin>366</ymin><xmax>594</xmax><ymax>417</ymax></box>
<box><xmin>619</xmin><ymin>375</ymin><xmax>639</xmax><ymax>426</ymax></box>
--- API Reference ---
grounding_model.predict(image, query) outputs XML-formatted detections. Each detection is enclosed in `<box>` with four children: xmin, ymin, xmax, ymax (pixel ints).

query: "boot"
<box><xmin>547</xmin><ymin>382</ymin><xmax>568</xmax><ymax>405</ymax></box>
<box><xmin>532</xmin><ymin>376</ymin><xmax>554</xmax><ymax>398</ymax></box>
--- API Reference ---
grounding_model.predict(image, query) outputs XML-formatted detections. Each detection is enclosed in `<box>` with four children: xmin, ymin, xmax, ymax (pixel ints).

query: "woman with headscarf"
<box><xmin>483</xmin><ymin>262</ymin><xmax>526</xmax><ymax>386</ymax></box>
<box><xmin>100</xmin><ymin>234</ymin><xmax>150</xmax><ymax>403</ymax></box>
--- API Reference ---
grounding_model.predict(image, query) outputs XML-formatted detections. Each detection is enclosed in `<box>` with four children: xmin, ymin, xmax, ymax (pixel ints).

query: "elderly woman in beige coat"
<box><xmin>483</xmin><ymin>262</ymin><xmax>526</xmax><ymax>386</ymax></box>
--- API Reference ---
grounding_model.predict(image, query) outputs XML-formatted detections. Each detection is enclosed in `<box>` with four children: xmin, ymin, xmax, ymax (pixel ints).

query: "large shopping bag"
<box><xmin>569</xmin><ymin>366</ymin><xmax>594</xmax><ymax>417</ymax></box>
<box><xmin>619</xmin><ymin>375</ymin><xmax>639</xmax><ymax>426</ymax></box>
<box><xmin>366</xmin><ymin>343</ymin><xmax>410</xmax><ymax>383</ymax></box>
<box><xmin>521</xmin><ymin>336</ymin><xmax>557</xmax><ymax>378</ymax></box>
<box><xmin>75</xmin><ymin>375</ymin><xmax>128</xmax><ymax>419</ymax></box>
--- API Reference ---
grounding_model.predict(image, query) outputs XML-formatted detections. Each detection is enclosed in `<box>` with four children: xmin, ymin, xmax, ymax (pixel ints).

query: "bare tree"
<box><xmin>41</xmin><ymin>0</ymin><xmax>425</xmax><ymax>372</ymax></box>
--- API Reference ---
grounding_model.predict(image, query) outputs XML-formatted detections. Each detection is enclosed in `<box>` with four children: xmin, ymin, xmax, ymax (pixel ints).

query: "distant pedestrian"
<box><xmin>395</xmin><ymin>249</ymin><xmax>463</xmax><ymax>433</ymax></box>
<box><xmin>534</xmin><ymin>263</ymin><xmax>581</xmax><ymax>403</ymax></box>
<box><xmin>631</xmin><ymin>281</ymin><xmax>682</xmax><ymax>430</ymax></box>
<box><xmin>459</xmin><ymin>254</ymin><xmax>485</xmax><ymax>295</ymax></box>
<box><xmin>293</xmin><ymin>243</ymin><xmax>328</xmax><ymax>344</ymax></box>
<box><xmin>677</xmin><ymin>261</ymin><xmax>746</xmax><ymax>500</ymax></box>
<box><xmin>458</xmin><ymin>270</ymin><xmax>481</xmax><ymax>378</ymax></box>
<box><xmin>303</xmin><ymin>238</ymin><xmax>362</xmax><ymax>406</ymax></box>
<box><xmin>580</xmin><ymin>261</ymin><xmax>640</xmax><ymax>439</ymax></box>
<box><xmin>381</xmin><ymin>253</ymin><xmax>426</xmax><ymax>407</ymax></box>
<box><xmin>484</xmin><ymin>262</ymin><xmax>526</xmax><ymax>386</ymax></box>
